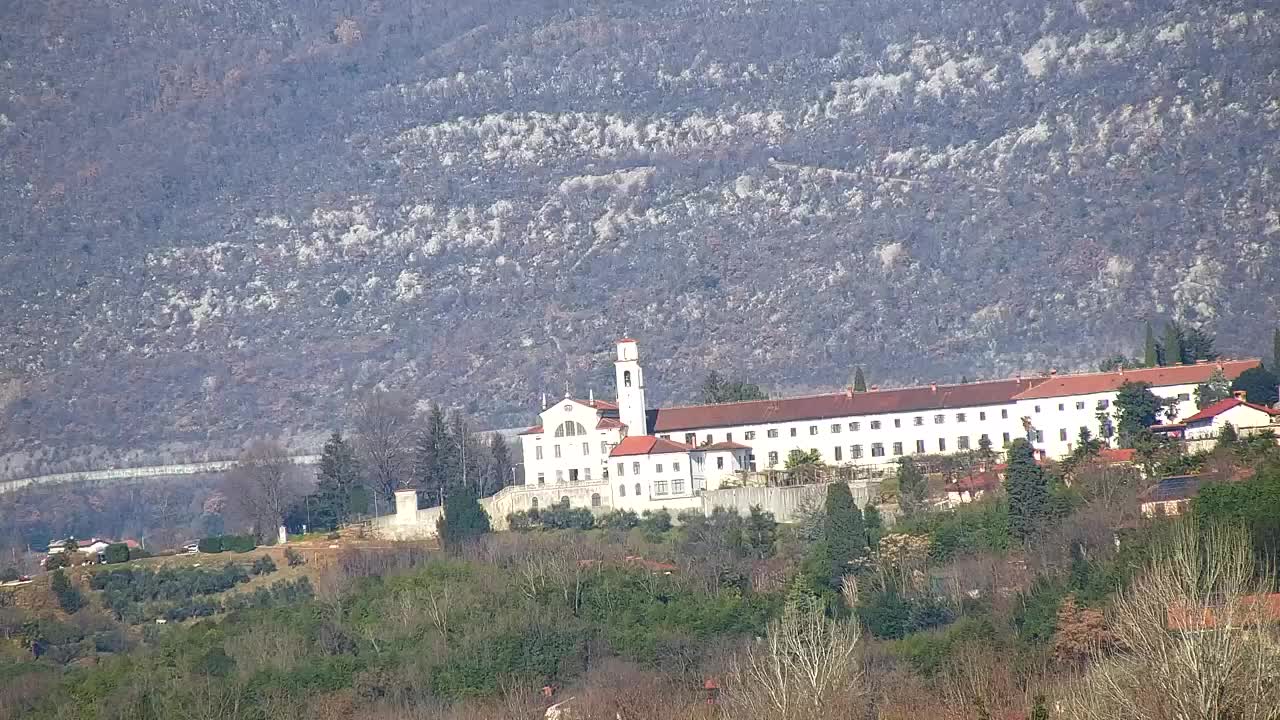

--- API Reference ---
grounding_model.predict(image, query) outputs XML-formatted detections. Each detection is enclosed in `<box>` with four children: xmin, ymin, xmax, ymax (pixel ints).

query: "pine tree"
<box><xmin>820</xmin><ymin>483</ymin><xmax>864</xmax><ymax>584</ymax></box>
<box><xmin>312</xmin><ymin>432</ymin><xmax>361</xmax><ymax>529</ymax></box>
<box><xmin>49</xmin><ymin>569</ymin><xmax>84</xmax><ymax>614</ymax></box>
<box><xmin>863</xmin><ymin>503</ymin><xmax>884</xmax><ymax>547</ymax></box>
<box><xmin>853</xmin><ymin>367</ymin><xmax>867</xmax><ymax>392</ymax></box>
<box><xmin>1183</xmin><ymin>326</ymin><xmax>1218</xmax><ymax>362</ymax></box>
<box><xmin>1232</xmin><ymin>367</ymin><xmax>1280</xmax><ymax>406</ymax></box>
<box><xmin>436</xmin><ymin>489</ymin><xmax>490</xmax><ymax>552</ymax></box>
<box><xmin>1218</xmin><ymin>421</ymin><xmax>1239</xmax><ymax>448</ymax></box>
<box><xmin>1163</xmin><ymin>321</ymin><xmax>1185</xmax><ymax>366</ymax></box>
<box><xmin>486</xmin><ymin>432</ymin><xmax>512</xmax><ymax>495</ymax></box>
<box><xmin>413</xmin><ymin>403</ymin><xmax>456</xmax><ymax>506</ymax></box>
<box><xmin>1006</xmin><ymin>439</ymin><xmax>1051</xmax><ymax>541</ymax></box>
<box><xmin>744</xmin><ymin>506</ymin><xmax>778</xmax><ymax>559</ymax></box>
<box><xmin>1143</xmin><ymin>322</ymin><xmax>1159</xmax><ymax>368</ymax></box>
<box><xmin>896</xmin><ymin>457</ymin><xmax>928</xmax><ymax>519</ymax></box>
<box><xmin>1114</xmin><ymin>381</ymin><xmax>1162</xmax><ymax>447</ymax></box>
<box><xmin>1194</xmin><ymin>368</ymin><xmax>1232</xmax><ymax>409</ymax></box>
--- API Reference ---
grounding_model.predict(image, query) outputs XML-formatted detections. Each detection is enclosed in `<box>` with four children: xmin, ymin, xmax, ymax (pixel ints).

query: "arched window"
<box><xmin>530</xmin><ymin>497</ymin><xmax>538</xmax><ymax>510</ymax></box>
<box><xmin>623</xmin><ymin>370</ymin><xmax>632</xmax><ymax>387</ymax></box>
<box><xmin>559</xmin><ymin>496</ymin><xmax>570</xmax><ymax>507</ymax></box>
<box><xmin>591</xmin><ymin>493</ymin><xmax>602</xmax><ymax>508</ymax></box>
<box><xmin>634</xmin><ymin>483</ymin><xmax>641</xmax><ymax>497</ymax></box>
<box><xmin>618</xmin><ymin>484</ymin><xmax>626</xmax><ymax>497</ymax></box>
<box><xmin>554</xmin><ymin>421</ymin><xmax>587</xmax><ymax>437</ymax></box>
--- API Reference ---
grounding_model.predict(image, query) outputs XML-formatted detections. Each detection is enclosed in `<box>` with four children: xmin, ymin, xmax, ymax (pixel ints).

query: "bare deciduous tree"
<box><xmin>722</xmin><ymin>597</ymin><xmax>863</xmax><ymax>720</ymax></box>
<box><xmin>1061</xmin><ymin>522</ymin><xmax>1280</xmax><ymax>720</ymax></box>
<box><xmin>351</xmin><ymin>390</ymin><xmax>415</xmax><ymax>512</ymax></box>
<box><xmin>223</xmin><ymin>439</ymin><xmax>300</xmax><ymax>541</ymax></box>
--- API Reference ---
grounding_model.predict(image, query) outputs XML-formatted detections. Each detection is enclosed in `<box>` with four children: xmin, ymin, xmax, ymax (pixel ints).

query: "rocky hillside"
<box><xmin>1</xmin><ymin>0</ymin><xmax>1278</xmax><ymax>475</ymax></box>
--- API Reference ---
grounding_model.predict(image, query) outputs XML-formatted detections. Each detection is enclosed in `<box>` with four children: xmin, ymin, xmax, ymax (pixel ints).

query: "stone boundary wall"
<box><xmin>0</xmin><ymin>455</ymin><xmax>321</xmax><ymax>495</ymax></box>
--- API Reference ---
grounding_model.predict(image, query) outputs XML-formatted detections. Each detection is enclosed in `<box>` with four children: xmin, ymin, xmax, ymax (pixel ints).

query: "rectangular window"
<box><xmin>1001</xmin><ymin>409</ymin><xmax>1009</xmax><ymax>419</ymax></box>
<box><xmin>1080</xmin><ymin>426</ymin><xmax>1088</xmax><ymax>437</ymax></box>
<box><xmin>767</xmin><ymin>429</ymin><xmax>779</xmax><ymax>438</ymax></box>
<box><xmin>893</xmin><ymin>442</ymin><xmax>904</xmax><ymax>456</ymax></box>
<box><xmin>536</xmin><ymin>446</ymin><xmax>543</xmax><ymax>460</ymax></box>
<box><xmin>870</xmin><ymin>421</ymin><xmax>882</xmax><ymax>430</ymax></box>
<box><xmin>1097</xmin><ymin>399</ymin><xmax>1110</xmax><ymax>410</ymax></box>
<box><xmin>726</xmin><ymin>433</ymin><xmax>733</xmax><ymax>442</ymax></box>
<box><xmin>1076</xmin><ymin>401</ymin><xmax>1086</xmax><ymax>410</ymax></box>
<box><xmin>617</xmin><ymin>463</ymin><xmax>624</xmax><ymax>477</ymax></box>
<box><xmin>655</xmin><ymin>480</ymin><xmax>669</xmax><ymax>495</ymax></box>
<box><xmin>1035</xmin><ymin>430</ymin><xmax>1045</xmax><ymax>443</ymax></box>
<box><xmin>601</xmin><ymin>441</ymin><xmax>609</xmax><ymax>454</ymax></box>
<box><xmin>673</xmin><ymin>461</ymin><xmax>682</xmax><ymax>472</ymax></box>
<box><xmin>655</xmin><ymin>463</ymin><xmax>663</xmax><ymax>473</ymax></box>
<box><xmin>1177</xmin><ymin>393</ymin><xmax>1190</xmax><ymax>402</ymax></box>
<box><xmin>582</xmin><ymin>442</ymin><xmax>590</xmax><ymax>455</ymax></box>
<box><xmin>934</xmin><ymin>414</ymin><xmax>945</xmax><ymax>424</ymax></box>
<box><xmin>705</xmin><ymin>434</ymin><xmax>713</xmax><ymax>445</ymax></box>
<box><xmin>569</xmin><ymin>469</ymin><xmax>579</xmax><ymax>483</ymax></box>
<box><xmin>834</xmin><ymin>446</ymin><xmax>843</xmax><ymax>461</ymax></box>
<box><xmin>979</xmin><ymin>411</ymin><xmax>987</xmax><ymax>421</ymax></box>
<box><xmin>871</xmin><ymin>443</ymin><xmax>885</xmax><ymax>457</ymax></box>
<box><xmin>1058</xmin><ymin>403</ymin><xmax>1065</xmax><ymax>411</ymax></box>
<box><xmin>790</xmin><ymin>428</ymin><xmax>798</xmax><ymax>437</ymax></box>
<box><xmin>554</xmin><ymin>445</ymin><xmax>562</xmax><ymax>458</ymax></box>
<box><xmin>716</xmin><ymin>457</ymin><xmax>724</xmax><ymax>470</ymax></box>
<box><xmin>584</xmin><ymin>468</ymin><xmax>592</xmax><ymax>482</ymax></box>
<box><xmin>1034</xmin><ymin>405</ymin><xmax>1041</xmax><ymax>413</ymax></box>
<box><xmin>851</xmin><ymin>445</ymin><xmax>863</xmax><ymax>459</ymax></box>
<box><xmin>537</xmin><ymin>473</ymin><xmax>545</xmax><ymax>485</ymax></box>
<box><xmin>915</xmin><ymin>439</ymin><xmax>925</xmax><ymax>453</ymax></box>
<box><xmin>809</xmin><ymin>425</ymin><xmax>819</xmax><ymax>435</ymax></box>
<box><xmin>913</xmin><ymin>416</ymin><xmax>924</xmax><ymax>426</ymax></box>
<box><xmin>1059</xmin><ymin>428</ymin><xmax>1068</xmax><ymax>441</ymax></box>
<box><xmin>956</xmin><ymin>413</ymin><xmax>967</xmax><ymax>423</ymax></box>
<box><xmin>938</xmin><ymin>438</ymin><xmax>946</xmax><ymax>452</ymax></box>
<box><xmin>556</xmin><ymin>469</ymin><xmax>564</xmax><ymax>483</ymax></box>
<box><xmin>850</xmin><ymin>421</ymin><xmax>861</xmax><ymax>431</ymax></box>
<box><xmin>659</xmin><ymin>434</ymin><xmax>670</xmax><ymax>440</ymax></box>
<box><xmin>632</xmin><ymin>461</ymin><xmax>640</xmax><ymax>475</ymax></box>
<box><xmin>1002</xmin><ymin>432</ymin><xmax>1011</xmax><ymax>446</ymax></box>
<box><xmin>894</xmin><ymin>418</ymin><xmax>902</xmax><ymax>428</ymax></box>
<box><xmin>685</xmin><ymin>433</ymin><xmax>696</xmax><ymax>445</ymax></box>
<box><xmin>958</xmin><ymin>436</ymin><xmax>970</xmax><ymax>450</ymax></box>
<box><xmin>672</xmin><ymin>478</ymin><xmax>685</xmax><ymax>494</ymax></box>
<box><xmin>745</xmin><ymin>431</ymin><xmax>756</xmax><ymax>440</ymax></box>
<box><xmin>768</xmin><ymin>451</ymin><xmax>779</xmax><ymax>466</ymax></box>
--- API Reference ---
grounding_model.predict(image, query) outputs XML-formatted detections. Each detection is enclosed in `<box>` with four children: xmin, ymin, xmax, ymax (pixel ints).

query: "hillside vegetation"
<box><xmin>2</xmin><ymin>0</ymin><xmax>1278</xmax><ymax>467</ymax></box>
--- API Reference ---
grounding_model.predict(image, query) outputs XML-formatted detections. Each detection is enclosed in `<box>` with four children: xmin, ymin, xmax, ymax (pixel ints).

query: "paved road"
<box><xmin>0</xmin><ymin>455</ymin><xmax>322</xmax><ymax>494</ymax></box>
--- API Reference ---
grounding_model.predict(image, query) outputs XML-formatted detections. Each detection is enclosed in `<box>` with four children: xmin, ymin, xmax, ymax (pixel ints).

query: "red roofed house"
<box><xmin>1178</xmin><ymin>392</ymin><xmax>1280</xmax><ymax>451</ymax></box>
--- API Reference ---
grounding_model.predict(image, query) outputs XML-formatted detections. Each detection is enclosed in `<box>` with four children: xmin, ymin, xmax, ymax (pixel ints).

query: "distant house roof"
<box><xmin>695</xmin><ymin>441</ymin><xmax>752</xmax><ymax>452</ymax></box>
<box><xmin>1182</xmin><ymin>397</ymin><xmax>1280</xmax><ymax>425</ymax></box>
<box><xmin>1140</xmin><ymin>475</ymin><xmax>1205</xmax><ymax>503</ymax></box>
<box><xmin>571</xmin><ymin>397</ymin><xmax>618</xmax><ymax>411</ymax></box>
<box><xmin>519</xmin><ymin>425</ymin><xmax>543</xmax><ymax>435</ymax></box>
<box><xmin>1011</xmin><ymin>360</ymin><xmax>1261</xmax><ymax>400</ymax></box>
<box><xmin>947</xmin><ymin>470</ymin><xmax>1001</xmax><ymax>494</ymax></box>
<box><xmin>1096</xmin><ymin>448</ymin><xmax>1137</xmax><ymax>464</ymax></box>
<box><xmin>596</xmin><ymin>417</ymin><xmax>626</xmax><ymax>430</ymax></box>
<box><xmin>609</xmin><ymin>436</ymin><xmax>694</xmax><ymax>457</ymax></box>
<box><xmin>648</xmin><ymin>378</ymin><xmax>1042</xmax><ymax>432</ymax></box>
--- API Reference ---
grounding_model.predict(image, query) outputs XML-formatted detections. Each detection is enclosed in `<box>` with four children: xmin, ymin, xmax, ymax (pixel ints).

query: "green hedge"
<box><xmin>103</xmin><ymin>543</ymin><xmax>130</xmax><ymax>564</ymax></box>
<box><xmin>196</xmin><ymin>535</ymin><xmax>258</xmax><ymax>554</ymax></box>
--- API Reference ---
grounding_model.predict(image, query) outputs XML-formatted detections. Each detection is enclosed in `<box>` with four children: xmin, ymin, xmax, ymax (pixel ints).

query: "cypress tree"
<box><xmin>486</xmin><ymin>432</ymin><xmax>512</xmax><ymax>495</ymax></box>
<box><xmin>863</xmin><ymin>503</ymin><xmax>884</xmax><ymax>547</ymax></box>
<box><xmin>1163</xmin><ymin>321</ymin><xmax>1185</xmax><ymax>366</ymax></box>
<box><xmin>313</xmin><ymin>432</ymin><xmax>361</xmax><ymax>529</ymax></box>
<box><xmin>1006</xmin><ymin>439</ymin><xmax>1051</xmax><ymax>541</ymax></box>
<box><xmin>413</xmin><ymin>404</ymin><xmax>456</xmax><ymax>506</ymax></box>
<box><xmin>896</xmin><ymin>457</ymin><xmax>928</xmax><ymax>519</ymax></box>
<box><xmin>1143</xmin><ymin>322</ymin><xmax>1159</xmax><ymax>368</ymax></box>
<box><xmin>1273</xmin><ymin>327</ymin><xmax>1280</xmax><ymax>371</ymax></box>
<box><xmin>436</xmin><ymin>489</ymin><xmax>491</xmax><ymax>552</ymax></box>
<box><xmin>853</xmin><ymin>367</ymin><xmax>867</xmax><ymax>392</ymax></box>
<box><xmin>821</xmin><ymin>483</ymin><xmax>864</xmax><ymax>584</ymax></box>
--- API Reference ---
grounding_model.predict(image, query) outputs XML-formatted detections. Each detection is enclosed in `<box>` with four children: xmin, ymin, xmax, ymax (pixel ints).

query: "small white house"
<box><xmin>1180</xmin><ymin>395</ymin><xmax>1280</xmax><ymax>445</ymax></box>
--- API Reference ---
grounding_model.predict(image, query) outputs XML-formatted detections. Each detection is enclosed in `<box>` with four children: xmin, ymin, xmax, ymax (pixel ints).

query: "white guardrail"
<box><xmin>0</xmin><ymin>455</ymin><xmax>322</xmax><ymax>495</ymax></box>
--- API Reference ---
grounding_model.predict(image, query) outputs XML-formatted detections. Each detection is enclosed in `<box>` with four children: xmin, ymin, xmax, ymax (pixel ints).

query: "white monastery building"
<box><xmin>372</xmin><ymin>339</ymin><xmax>1263</xmax><ymax>538</ymax></box>
<box><xmin>516</xmin><ymin>340</ymin><xmax>1260</xmax><ymax>510</ymax></box>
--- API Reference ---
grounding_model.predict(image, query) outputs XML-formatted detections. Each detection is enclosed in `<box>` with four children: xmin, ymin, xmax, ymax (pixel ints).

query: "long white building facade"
<box><xmin>514</xmin><ymin>339</ymin><xmax>1261</xmax><ymax>516</ymax></box>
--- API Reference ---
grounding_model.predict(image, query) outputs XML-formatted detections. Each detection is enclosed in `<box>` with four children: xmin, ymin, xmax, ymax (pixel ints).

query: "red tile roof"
<box><xmin>649</xmin><ymin>378</ymin><xmax>1042</xmax><ymax>432</ymax></box>
<box><xmin>573</xmin><ymin>398</ymin><xmax>618</xmax><ymax>410</ymax></box>
<box><xmin>1182</xmin><ymin>397</ymin><xmax>1280</xmax><ymax>424</ymax></box>
<box><xmin>1096</xmin><ymin>448</ymin><xmax>1137</xmax><ymax>463</ymax></box>
<box><xmin>609</xmin><ymin>435</ymin><xmax>694</xmax><ymax>457</ymax></box>
<box><xmin>519</xmin><ymin>425</ymin><xmax>543</xmax><ymax>435</ymax></box>
<box><xmin>596</xmin><ymin>417</ymin><xmax>627</xmax><ymax>430</ymax></box>
<box><xmin>695</xmin><ymin>441</ymin><xmax>752</xmax><ymax>451</ymax></box>
<box><xmin>1011</xmin><ymin>360</ymin><xmax>1261</xmax><ymax>400</ymax></box>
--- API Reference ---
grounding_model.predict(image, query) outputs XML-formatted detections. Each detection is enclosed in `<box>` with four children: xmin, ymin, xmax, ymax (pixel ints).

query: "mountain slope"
<box><xmin>1</xmin><ymin>0</ymin><xmax>1278</xmax><ymax>474</ymax></box>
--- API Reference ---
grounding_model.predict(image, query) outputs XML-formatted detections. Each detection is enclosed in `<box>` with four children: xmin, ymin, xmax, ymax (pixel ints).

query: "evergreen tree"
<box><xmin>699</xmin><ymin>371</ymin><xmax>767</xmax><ymax>404</ymax></box>
<box><xmin>435</xmin><ymin>489</ymin><xmax>491</xmax><ymax>552</ymax></box>
<box><xmin>312</xmin><ymin>432</ymin><xmax>361</xmax><ymax>529</ymax></box>
<box><xmin>1143</xmin><ymin>322</ymin><xmax>1159</xmax><ymax>368</ymax></box>
<box><xmin>976</xmin><ymin>434</ymin><xmax>996</xmax><ymax>467</ymax></box>
<box><xmin>1194</xmin><ymin>368</ymin><xmax>1232</xmax><ymax>409</ymax></box>
<box><xmin>1114</xmin><ymin>381</ymin><xmax>1162</xmax><ymax>447</ymax></box>
<box><xmin>413</xmin><ymin>403</ymin><xmax>456</xmax><ymax>506</ymax></box>
<box><xmin>49</xmin><ymin>569</ymin><xmax>84</xmax><ymax>614</ymax></box>
<box><xmin>1162</xmin><ymin>321</ymin><xmax>1185</xmax><ymax>366</ymax></box>
<box><xmin>1231</xmin><ymin>367</ymin><xmax>1280</xmax><ymax>407</ymax></box>
<box><xmin>744</xmin><ymin>505</ymin><xmax>778</xmax><ymax>559</ymax></box>
<box><xmin>1273</xmin><ymin>327</ymin><xmax>1280</xmax><ymax>372</ymax></box>
<box><xmin>485</xmin><ymin>432</ymin><xmax>512</xmax><ymax>495</ymax></box>
<box><xmin>853</xmin><ymin>367</ymin><xmax>867</xmax><ymax>392</ymax></box>
<box><xmin>1182</xmin><ymin>326</ymin><xmax>1218</xmax><ymax>362</ymax></box>
<box><xmin>1006</xmin><ymin>439</ymin><xmax>1051</xmax><ymax>541</ymax></box>
<box><xmin>816</xmin><ymin>483</ymin><xmax>864</xmax><ymax>586</ymax></box>
<box><xmin>863</xmin><ymin>503</ymin><xmax>884</xmax><ymax>547</ymax></box>
<box><xmin>1217</xmin><ymin>421</ymin><xmax>1239</xmax><ymax>448</ymax></box>
<box><xmin>896</xmin><ymin>457</ymin><xmax>928</xmax><ymax>519</ymax></box>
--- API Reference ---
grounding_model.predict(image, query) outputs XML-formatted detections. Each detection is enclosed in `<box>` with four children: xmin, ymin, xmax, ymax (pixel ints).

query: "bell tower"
<box><xmin>614</xmin><ymin>338</ymin><xmax>648</xmax><ymax>435</ymax></box>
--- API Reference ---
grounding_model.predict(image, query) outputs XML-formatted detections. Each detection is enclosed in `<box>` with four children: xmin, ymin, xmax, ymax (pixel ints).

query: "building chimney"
<box><xmin>1049</xmin><ymin>368</ymin><xmax>1058</xmax><ymax>376</ymax></box>
<box><xmin>845</xmin><ymin>386</ymin><xmax>854</xmax><ymax>399</ymax></box>
<box><xmin>1234</xmin><ymin>390</ymin><xmax>1247</xmax><ymax>402</ymax></box>
<box><xmin>589</xmin><ymin>388</ymin><xmax>595</xmax><ymax>403</ymax></box>
<box><xmin>870</xmin><ymin>385</ymin><xmax>879</xmax><ymax>391</ymax></box>
<box><xmin>541</xmin><ymin>392</ymin><xmax>547</xmax><ymax>409</ymax></box>
<box><xmin>930</xmin><ymin>383</ymin><xmax>938</xmax><ymax>393</ymax></box>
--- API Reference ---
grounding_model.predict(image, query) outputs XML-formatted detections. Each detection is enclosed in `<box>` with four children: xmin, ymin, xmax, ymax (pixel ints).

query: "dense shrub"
<box><xmin>44</xmin><ymin>553</ymin><xmax>69</xmax><ymax>570</ymax></box>
<box><xmin>284</xmin><ymin>547</ymin><xmax>305</xmax><ymax>567</ymax></box>
<box><xmin>857</xmin><ymin>589</ymin><xmax>954</xmax><ymax>639</ymax></box>
<box><xmin>223</xmin><ymin>535</ymin><xmax>257</xmax><ymax>553</ymax></box>
<box><xmin>91</xmin><ymin>564</ymin><xmax>253</xmax><ymax>621</ymax></box>
<box><xmin>49</xmin><ymin>570</ymin><xmax>85</xmax><ymax>614</ymax></box>
<box><xmin>1</xmin><ymin>567</ymin><xmax>19</xmax><ymax>582</ymax></box>
<box><xmin>508</xmin><ymin>502</ymin><xmax>594</xmax><ymax>531</ymax></box>
<box><xmin>197</xmin><ymin>537</ymin><xmax>223</xmax><ymax>554</ymax></box>
<box><xmin>597</xmin><ymin>509</ymin><xmax>640</xmax><ymax>530</ymax></box>
<box><xmin>102</xmin><ymin>543</ymin><xmax>130</xmax><ymax>564</ymax></box>
<box><xmin>250</xmin><ymin>555</ymin><xmax>277</xmax><ymax>575</ymax></box>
